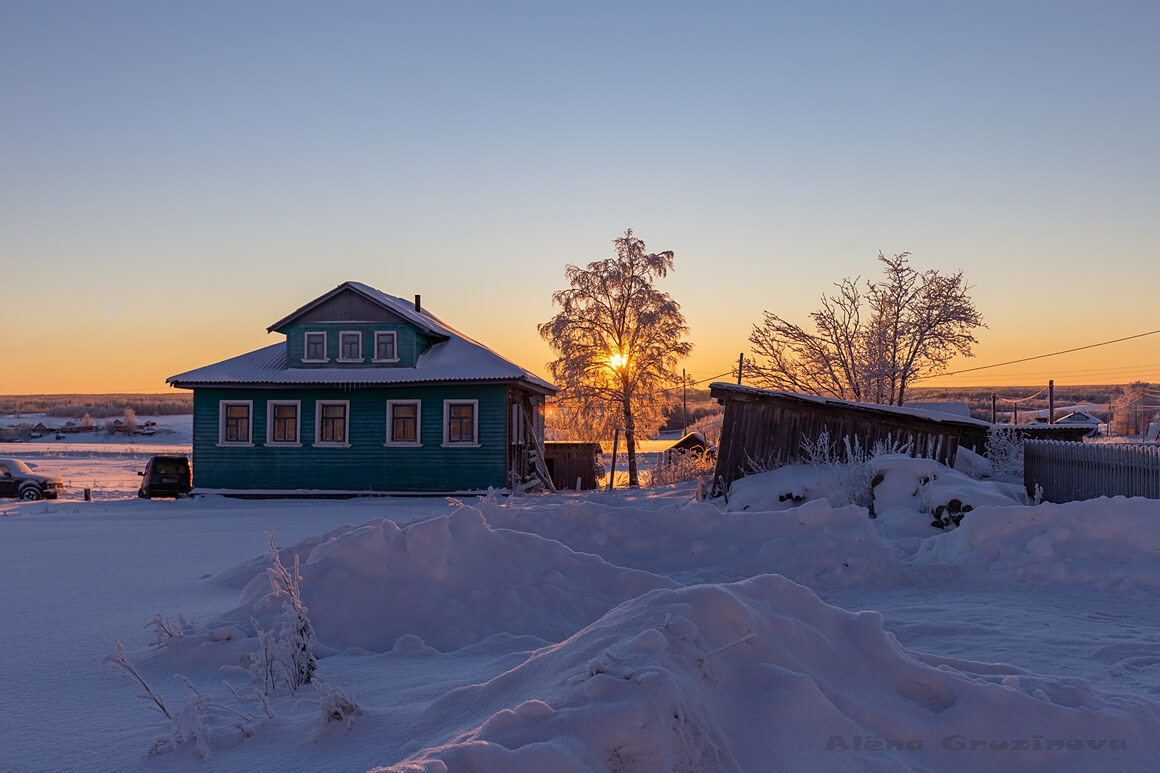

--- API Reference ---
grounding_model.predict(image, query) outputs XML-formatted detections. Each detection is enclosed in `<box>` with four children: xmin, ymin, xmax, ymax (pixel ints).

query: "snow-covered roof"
<box><xmin>710</xmin><ymin>383</ymin><xmax>992</xmax><ymax>428</ymax></box>
<box><xmin>1055</xmin><ymin>410</ymin><xmax>1101</xmax><ymax>425</ymax></box>
<box><xmin>266</xmin><ymin>281</ymin><xmax>448</xmax><ymax>339</ymax></box>
<box><xmin>168</xmin><ymin>282</ymin><xmax>554</xmax><ymax>393</ymax></box>
<box><xmin>666</xmin><ymin>431</ymin><xmax>708</xmax><ymax>449</ymax></box>
<box><xmin>902</xmin><ymin>401</ymin><xmax>972</xmax><ymax>419</ymax></box>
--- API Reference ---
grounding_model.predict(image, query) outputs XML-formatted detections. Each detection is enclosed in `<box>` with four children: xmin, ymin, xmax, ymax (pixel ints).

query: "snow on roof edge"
<box><xmin>709</xmin><ymin>382</ymin><xmax>992</xmax><ymax>428</ymax></box>
<box><xmin>168</xmin><ymin>339</ymin><xmax>554</xmax><ymax>394</ymax></box>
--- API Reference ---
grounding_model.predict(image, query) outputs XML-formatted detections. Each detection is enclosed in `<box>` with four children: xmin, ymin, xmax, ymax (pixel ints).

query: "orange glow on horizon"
<box><xmin>3</xmin><ymin>315</ymin><xmax>1158</xmax><ymax>397</ymax></box>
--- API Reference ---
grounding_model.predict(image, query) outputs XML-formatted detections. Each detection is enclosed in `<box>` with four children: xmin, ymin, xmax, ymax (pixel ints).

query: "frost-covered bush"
<box><xmin>239</xmin><ymin>532</ymin><xmax>317</xmax><ymax>694</ymax></box>
<box><xmin>147</xmin><ymin>612</ymin><xmax>189</xmax><ymax>647</ymax></box>
<box><xmin>801</xmin><ymin>431</ymin><xmax>910</xmax><ymax>511</ymax></box>
<box><xmin>649</xmin><ymin>450</ymin><xmax>715</xmax><ymax>487</ymax></box>
<box><xmin>688</xmin><ymin>412</ymin><xmax>723</xmax><ymax>446</ymax></box>
<box><xmin>106</xmin><ymin>639</ymin><xmax>256</xmax><ymax>759</ymax></box>
<box><xmin>295</xmin><ymin>680</ymin><xmax>362</xmax><ymax>728</ymax></box>
<box><xmin>105</xmin><ymin>638</ymin><xmax>170</xmax><ymax>720</ymax></box>
<box><xmin>986</xmin><ymin>426</ymin><xmax>1024</xmax><ymax>478</ymax></box>
<box><xmin>149</xmin><ymin>677</ymin><xmax>256</xmax><ymax>760</ymax></box>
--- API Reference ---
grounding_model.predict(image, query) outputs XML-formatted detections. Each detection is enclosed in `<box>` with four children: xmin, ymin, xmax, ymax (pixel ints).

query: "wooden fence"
<box><xmin>1024</xmin><ymin>440</ymin><xmax>1160</xmax><ymax>502</ymax></box>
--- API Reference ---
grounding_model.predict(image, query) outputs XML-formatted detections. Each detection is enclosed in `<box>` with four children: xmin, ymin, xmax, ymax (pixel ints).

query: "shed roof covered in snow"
<box><xmin>902</xmin><ymin>401</ymin><xmax>973</xmax><ymax>419</ymax></box>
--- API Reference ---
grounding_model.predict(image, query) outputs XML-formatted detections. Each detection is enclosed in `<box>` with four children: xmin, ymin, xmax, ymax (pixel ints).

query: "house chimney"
<box><xmin>414</xmin><ymin>294</ymin><xmax>422</xmax><ymax>313</ymax></box>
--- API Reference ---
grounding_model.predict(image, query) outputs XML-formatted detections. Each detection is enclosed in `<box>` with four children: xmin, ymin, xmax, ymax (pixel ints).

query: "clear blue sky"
<box><xmin>3</xmin><ymin>1</ymin><xmax>1158</xmax><ymax>393</ymax></box>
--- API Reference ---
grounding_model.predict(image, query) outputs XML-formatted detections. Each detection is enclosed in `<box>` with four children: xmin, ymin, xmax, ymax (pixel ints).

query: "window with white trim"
<box><xmin>219</xmin><ymin>400</ymin><xmax>253</xmax><ymax>445</ymax></box>
<box><xmin>267</xmin><ymin>400</ymin><xmax>301</xmax><ymax>445</ymax></box>
<box><xmin>443</xmin><ymin>399</ymin><xmax>478</xmax><ymax>446</ymax></box>
<box><xmin>374</xmin><ymin>331</ymin><xmax>398</xmax><ymax>362</ymax></box>
<box><xmin>315</xmin><ymin>400</ymin><xmax>350</xmax><ymax>446</ymax></box>
<box><xmin>338</xmin><ymin>331</ymin><xmax>362</xmax><ymax>362</ymax></box>
<box><xmin>304</xmin><ymin>331</ymin><xmax>327</xmax><ymax>362</ymax></box>
<box><xmin>386</xmin><ymin>400</ymin><xmax>421</xmax><ymax>445</ymax></box>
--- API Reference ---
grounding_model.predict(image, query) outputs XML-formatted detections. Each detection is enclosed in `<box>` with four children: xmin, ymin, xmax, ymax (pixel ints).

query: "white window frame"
<box><xmin>373</xmin><ymin>330</ymin><xmax>399</xmax><ymax>363</ymax></box>
<box><xmin>443</xmin><ymin>399</ymin><xmax>480</xmax><ymax>447</ymax></box>
<box><xmin>218</xmin><ymin>400</ymin><xmax>254</xmax><ymax>447</ymax></box>
<box><xmin>385</xmin><ymin>399</ymin><xmax>422</xmax><ymax>446</ymax></box>
<box><xmin>303</xmin><ymin>331</ymin><xmax>328</xmax><ymax>363</ymax></box>
<box><xmin>337</xmin><ymin>330</ymin><xmax>363</xmax><ymax>363</ymax></box>
<box><xmin>314</xmin><ymin>400</ymin><xmax>351</xmax><ymax>447</ymax></box>
<box><xmin>266</xmin><ymin>400</ymin><xmax>302</xmax><ymax>446</ymax></box>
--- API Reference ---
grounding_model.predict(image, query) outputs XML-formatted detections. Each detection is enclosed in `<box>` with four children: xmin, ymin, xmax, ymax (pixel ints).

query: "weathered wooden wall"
<box><xmin>544</xmin><ymin>442</ymin><xmax>603</xmax><ymax>490</ymax></box>
<box><xmin>711</xmin><ymin>384</ymin><xmax>989</xmax><ymax>490</ymax></box>
<box><xmin>192</xmin><ymin>383</ymin><xmax>511</xmax><ymax>493</ymax></box>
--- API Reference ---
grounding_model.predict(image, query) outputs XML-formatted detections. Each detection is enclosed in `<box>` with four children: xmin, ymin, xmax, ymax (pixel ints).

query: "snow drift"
<box><xmin>375</xmin><ymin>575</ymin><xmax>1157</xmax><ymax>772</ymax></box>
<box><xmin>472</xmin><ymin>498</ymin><xmax>901</xmax><ymax>586</ymax></box>
<box><xmin>914</xmin><ymin>495</ymin><xmax>1160</xmax><ymax>593</ymax></box>
<box><xmin>229</xmin><ymin>507</ymin><xmax>675</xmax><ymax>652</ymax></box>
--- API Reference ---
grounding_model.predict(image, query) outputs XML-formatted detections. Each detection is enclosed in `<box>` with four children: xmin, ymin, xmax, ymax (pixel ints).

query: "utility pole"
<box><xmin>991</xmin><ymin>393</ymin><xmax>997</xmax><ymax>424</ymax></box>
<box><xmin>682</xmin><ymin>368</ymin><xmax>687</xmax><ymax>436</ymax></box>
<box><xmin>737</xmin><ymin>353</ymin><xmax>744</xmax><ymax>386</ymax></box>
<box><xmin>607</xmin><ymin>427</ymin><xmax>620</xmax><ymax>491</ymax></box>
<box><xmin>1048</xmin><ymin>380</ymin><xmax>1055</xmax><ymax>424</ymax></box>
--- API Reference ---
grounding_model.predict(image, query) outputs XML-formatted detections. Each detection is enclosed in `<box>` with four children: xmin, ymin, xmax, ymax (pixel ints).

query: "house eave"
<box><xmin>168</xmin><ymin>376</ymin><xmax>556</xmax><ymax>395</ymax></box>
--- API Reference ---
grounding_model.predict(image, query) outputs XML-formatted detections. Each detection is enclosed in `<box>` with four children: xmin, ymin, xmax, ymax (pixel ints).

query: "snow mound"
<box><xmin>872</xmin><ymin>455</ymin><xmax>1022</xmax><ymax>538</ymax></box>
<box><xmin>720</xmin><ymin>464</ymin><xmax>834</xmax><ymax>512</ymax></box>
<box><xmin>913</xmin><ymin>496</ymin><xmax>1160</xmax><ymax>594</ymax></box>
<box><xmin>229</xmin><ymin>507</ymin><xmax>675</xmax><ymax>652</ymax></box>
<box><xmin>717</xmin><ymin>456</ymin><xmax>1021</xmax><ymax>544</ymax></box>
<box><xmin>474</xmin><ymin>498</ymin><xmax>900</xmax><ymax>587</ymax></box>
<box><xmin>374</xmin><ymin>575</ymin><xmax>1156</xmax><ymax>772</ymax></box>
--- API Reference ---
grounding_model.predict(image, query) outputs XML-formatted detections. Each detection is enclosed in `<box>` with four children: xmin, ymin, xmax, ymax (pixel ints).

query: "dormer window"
<box><xmin>338</xmin><ymin>331</ymin><xmax>363</xmax><ymax>362</ymax></box>
<box><xmin>374</xmin><ymin>331</ymin><xmax>398</xmax><ymax>362</ymax></box>
<box><xmin>304</xmin><ymin>332</ymin><xmax>327</xmax><ymax>362</ymax></box>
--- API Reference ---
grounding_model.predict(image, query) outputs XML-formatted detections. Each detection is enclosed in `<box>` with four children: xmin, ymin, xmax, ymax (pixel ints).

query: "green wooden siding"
<box><xmin>191</xmin><ymin>384</ymin><xmax>512</xmax><ymax>492</ymax></box>
<box><xmin>281</xmin><ymin>322</ymin><xmax>428</xmax><ymax>368</ymax></box>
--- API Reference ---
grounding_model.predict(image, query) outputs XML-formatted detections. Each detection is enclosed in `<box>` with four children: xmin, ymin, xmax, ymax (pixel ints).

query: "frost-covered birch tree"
<box><xmin>539</xmin><ymin>229</ymin><xmax>692</xmax><ymax>486</ymax></box>
<box><xmin>747</xmin><ymin>252</ymin><xmax>984</xmax><ymax>406</ymax></box>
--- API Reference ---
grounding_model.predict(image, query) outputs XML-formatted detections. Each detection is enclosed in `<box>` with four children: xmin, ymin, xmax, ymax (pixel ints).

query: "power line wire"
<box><xmin>921</xmin><ymin>329</ymin><xmax>1160</xmax><ymax>380</ymax></box>
<box><xmin>997</xmin><ymin>386</ymin><xmax>1048</xmax><ymax>403</ymax></box>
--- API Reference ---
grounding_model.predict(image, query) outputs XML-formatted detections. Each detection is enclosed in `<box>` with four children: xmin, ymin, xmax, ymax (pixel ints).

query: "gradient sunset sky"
<box><xmin>3</xmin><ymin>1</ymin><xmax>1158</xmax><ymax>395</ymax></box>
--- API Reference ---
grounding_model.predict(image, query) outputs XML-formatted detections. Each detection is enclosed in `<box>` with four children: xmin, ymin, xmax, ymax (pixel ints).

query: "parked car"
<box><xmin>138</xmin><ymin>455</ymin><xmax>192</xmax><ymax>499</ymax></box>
<box><xmin>0</xmin><ymin>458</ymin><xmax>65</xmax><ymax>500</ymax></box>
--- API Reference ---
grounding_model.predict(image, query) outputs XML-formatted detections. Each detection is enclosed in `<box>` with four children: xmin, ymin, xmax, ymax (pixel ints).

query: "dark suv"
<box><xmin>0</xmin><ymin>458</ymin><xmax>65</xmax><ymax>500</ymax></box>
<box><xmin>138</xmin><ymin>455</ymin><xmax>192</xmax><ymax>499</ymax></box>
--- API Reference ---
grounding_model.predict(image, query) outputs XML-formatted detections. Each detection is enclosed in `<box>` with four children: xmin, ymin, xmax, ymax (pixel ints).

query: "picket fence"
<box><xmin>1024</xmin><ymin>439</ymin><xmax>1160</xmax><ymax>503</ymax></box>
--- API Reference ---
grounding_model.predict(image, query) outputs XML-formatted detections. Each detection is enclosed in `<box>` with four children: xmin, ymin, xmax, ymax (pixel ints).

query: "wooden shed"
<box><xmin>544</xmin><ymin>442</ymin><xmax>603</xmax><ymax>490</ymax></box>
<box><xmin>664</xmin><ymin>432</ymin><xmax>711</xmax><ymax>464</ymax></box>
<box><xmin>710</xmin><ymin>383</ymin><xmax>991</xmax><ymax>490</ymax></box>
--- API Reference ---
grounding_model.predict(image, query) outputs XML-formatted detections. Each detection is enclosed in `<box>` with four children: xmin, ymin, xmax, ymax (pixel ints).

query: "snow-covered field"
<box><xmin>2</xmin><ymin>423</ymin><xmax>1159</xmax><ymax>772</ymax></box>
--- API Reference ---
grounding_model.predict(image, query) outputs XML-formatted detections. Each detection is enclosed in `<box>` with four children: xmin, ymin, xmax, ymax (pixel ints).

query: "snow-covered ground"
<box><xmin>2</xmin><ymin>426</ymin><xmax>1159</xmax><ymax>772</ymax></box>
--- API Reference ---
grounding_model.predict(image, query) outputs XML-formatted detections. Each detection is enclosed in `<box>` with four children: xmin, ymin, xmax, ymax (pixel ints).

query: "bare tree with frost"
<box><xmin>540</xmin><ymin>229</ymin><xmax>693</xmax><ymax>486</ymax></box>
<box><xmin>747</xmin><ymin>252</ymin><xmax>983</xmax><ymax>405</ymax></box>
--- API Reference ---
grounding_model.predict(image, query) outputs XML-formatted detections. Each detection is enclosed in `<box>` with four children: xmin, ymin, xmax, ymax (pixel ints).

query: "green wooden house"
<box><xmin>167</xmin><ymin>282</ymin><xmax>556</xmax><ymax>495</ymax></box>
